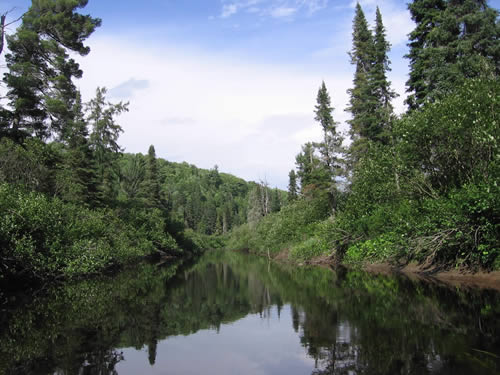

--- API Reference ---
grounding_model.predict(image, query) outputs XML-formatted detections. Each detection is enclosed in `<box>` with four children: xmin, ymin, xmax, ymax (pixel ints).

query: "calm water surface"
<box><xmin>0</xmin><ymin>250</ymin><xmax>499</xmax><ymax>374</ymax></box>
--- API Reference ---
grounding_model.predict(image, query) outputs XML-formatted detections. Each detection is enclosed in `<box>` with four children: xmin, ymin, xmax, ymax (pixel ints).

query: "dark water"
<box><xmin>1</xmin><ymin>251</ymin><xmax>499</xmax><ymax>375</ymax></box>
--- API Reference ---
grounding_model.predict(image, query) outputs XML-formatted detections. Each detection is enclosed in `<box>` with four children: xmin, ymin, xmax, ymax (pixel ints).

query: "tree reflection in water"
<box><xmin>0</xmin><ymin>250</ymin><xmax>499</xmax><ymax>374</ymax></box>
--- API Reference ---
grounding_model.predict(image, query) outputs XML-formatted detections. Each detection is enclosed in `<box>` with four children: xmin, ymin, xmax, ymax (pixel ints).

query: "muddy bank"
<box><xmin>357</xmin><ymin>262</ymin><xmax>500</xmax><ymax>291</ymax></box>
<box><xmin>343</xmin><ymin>261</ymin><xmax>500</xmax><ymax>291</ymax></box>
<box><xmin>235</xmin><ymin>248</ymin><xmax>500</xmax><ymax>291</ymax></box>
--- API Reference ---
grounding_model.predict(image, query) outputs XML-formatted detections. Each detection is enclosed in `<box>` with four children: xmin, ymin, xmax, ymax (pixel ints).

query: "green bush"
<box><xmin>226</xmin><ymin>194</ymin><xmax>330</xmax><ymax>257</ymax></box>
<box><xmin>345</xmin><ymin>233</ymin><xmax>402</xmax><ymax>264</ymax></box>
<box><xmin>0</xmin><ymin>184</ymin><xmax>183</xmax><ymax>280</ymax></box>
<box><xmin>289</xmin><ymin>236</ymin><xmax>330</xmax><ymax>262</ymax></box>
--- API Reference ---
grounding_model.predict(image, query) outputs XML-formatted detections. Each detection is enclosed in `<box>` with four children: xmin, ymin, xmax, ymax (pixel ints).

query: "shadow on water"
<box><xmin>0</xmin><ymin>250</ymin><xmax>499</xmax><ymax>375</ymax></box>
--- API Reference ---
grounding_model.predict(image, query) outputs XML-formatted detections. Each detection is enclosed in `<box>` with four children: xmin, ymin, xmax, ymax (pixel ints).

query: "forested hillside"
<box><xmin>0</xmin><ymin>0</ymin><xmax>284</xmax><ymax>284</ymax></box>
<box><xmin>120</xmin><ymin>153</ymin><xmax>284</xmax><ymax>236</ymax></box>
<box><xmin>227</xmin><ymin>0</ymin><xmax>500</xmax><ymax>271</ymax></box>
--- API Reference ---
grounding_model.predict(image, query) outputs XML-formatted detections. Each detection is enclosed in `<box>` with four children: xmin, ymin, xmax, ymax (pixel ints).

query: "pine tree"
<box><xmin>346</xmin><ymin>3</ymin><xmax>376</xmax><ymax>143</ymax></box>
<box><xmin>3</xmin><ymin>0</ymin><xmax>101</xmax><ymax>140</ymax></box>
<box><xmin>295</xmin><ymin>143</ymin><xmax>316</xmax><ymax>189</ymax></box>
<box><xmin>87</xmin><ymin>87</ymin><xmax>128</xmax><ymax>204</ymax></box>
<box><xmin>295</xmin><ymin>143</ymin><xmax>330</xmax><ymax>195</ymax></box>
<box><xmin>405</xmin><ymin>0</ymin><xmax>447</xmax><ymax>109</ymax></box>
<box><xmin>144</xmin><ymin>145</ymin><xmax>162</xmax><ymax>207</ymax></box>
<box><xmin>56</xmin><ymin>92</ymin><xmax>98</xmax><ymax>206</ymax></box>
<box><xmin>314</xmin><ymin>82</ymin><xmax>345</xmax><ymax>179</ymax></box>
<box><xmin>371</xmin><ymin>7</ymin><xmax>397</xmax><ymax>142</ymax></box>
<box><xmin>406</xmin><ymin>0</ymin><xmax>500</xmax><ymax>109</ymax></box>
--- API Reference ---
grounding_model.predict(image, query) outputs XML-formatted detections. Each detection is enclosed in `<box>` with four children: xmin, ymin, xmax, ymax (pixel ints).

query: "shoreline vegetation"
<box><xmin>224</xmin><ymin>2</ymin><xmax>500</xmax><ymax>279</ymax></box>
<box><xmin>1</xmin><ymin>0</ymin><xmax>499</xmax><ymax>287</ymax></box>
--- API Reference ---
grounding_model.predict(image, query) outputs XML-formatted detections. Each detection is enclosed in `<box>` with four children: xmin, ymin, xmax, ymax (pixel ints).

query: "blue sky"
<box><xmin>2</xmin><ymin>0</ymin><xmax>500</xmax><ymax>188</ymax></box>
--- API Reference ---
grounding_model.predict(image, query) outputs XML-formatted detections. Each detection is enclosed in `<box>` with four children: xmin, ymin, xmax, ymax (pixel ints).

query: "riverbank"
<box><xmin>364</xmin><ymin>262</ymin><xmax>500</xmax><ymax>292</ymax></box>
<box><xmin>251</xmin><ymin>248</ymin><xmax>500</xmax><ymax>292</ymax></box>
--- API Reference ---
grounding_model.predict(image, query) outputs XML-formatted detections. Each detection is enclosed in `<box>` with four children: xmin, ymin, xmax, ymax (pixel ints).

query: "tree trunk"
<box><xmin>0</xmin><ymin>14</ymin><xmax>6</xmax><ymax>56</ymax></box>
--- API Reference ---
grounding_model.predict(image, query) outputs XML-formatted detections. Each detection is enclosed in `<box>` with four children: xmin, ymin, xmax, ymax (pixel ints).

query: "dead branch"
<box><xmin>1</xmin><ymin>8</ymin><xmax>24</xmax><ymax>56</ymax></box>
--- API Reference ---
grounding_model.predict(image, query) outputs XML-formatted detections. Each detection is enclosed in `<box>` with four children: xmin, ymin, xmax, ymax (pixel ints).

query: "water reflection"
<box><xmin>0</xmin><ymin>250</ymin><xmax>499</xmax><ymax>374</ymax></box>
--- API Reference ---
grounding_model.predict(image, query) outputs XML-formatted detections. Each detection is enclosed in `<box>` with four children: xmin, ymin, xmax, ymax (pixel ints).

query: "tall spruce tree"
<box><xmin>346</xmin><ymin>3</ymin><xmax>376</xmax><ymax>143</ymax></box>
<box><xmin>144</xmin><ymin>144</ymin><xmax>162</xmax><ymax>207</ymax></box>
<box><xmin>314</xmin><ymin>81</ymin><xmax>345</xmax><ymax>210</ymax></box>
<box><xmin>405</xmin><ymin>0</ymin><xmax>447</xmax><ymax>109</ymax></box>
<box><xmin>87</xmin><ymin>87</ymin><xmax>128</xmax><ymax>204</ymax></box>
<box><xmin>56</xmin><ymin>92</ymin><xmax>98</xmax><ymax>205</ymax></box>
<box><xmin>371</xmin><ymin>7</ymin><xmax>397</xmax><ymax>142</ymax></box>
<box><xmin>3</xmin><ymin>0</ymin><xmax>101</xmax><ymax>140</ymax></box>
<box><xmin>406</xmin><ymin>0</ymin><xmax>500</xmax><ymax>109</ymax></box>
<box><xmin>314</xmin><ymin>81</ymin><xmax>344</xmax><ymax>174</ymax></box>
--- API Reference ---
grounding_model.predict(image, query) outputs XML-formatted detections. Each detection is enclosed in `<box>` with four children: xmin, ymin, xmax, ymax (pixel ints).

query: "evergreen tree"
<box><xmin>406</xmin><ymin>0</ymin><xmax>500</xmax><ymax>109</ymax></box>
<box><xmin>295</xmin><ymin>143</ymin><xmax>329</xmax><ymax>193</ymax></box>
<box><xmin>371</xmin><ymin>7</ymin><xmax>397</xmax><ymax>142</ymax></box>
<box><xmin>346</xmin><ymin>3</ymin><xmax>376</xmax><ymax>143</ymax></box>
<box><xmin>3</xmin><ymin>0</ymin><xmax>101</xmax><ymax>140</ymax></box>
<box><xmin>405</xmin><ymin>0</ymin><xmax>447</xmax><ymax>109</ymax></box>
<box><xmin>288</xmin><ymin>170</ymin><xmax>298</xmax><ymax>202</ymax></box>
<box><xmin>56</xmin><ymin>92</ymin><xmax>98</xmax><ymax>205</ymax></box>
<box><xmin>87</xmin><ymin>87</ymin><xmax>128</xmax><ymax>204</ymax></box>
<box><xmin>314</xmin><ymin>82</ymin><xmax>345</xmax><ymax>180</ymax></box>
<box><xmin>144</xmin><ymin>145</ymin><xmax>162</xmax><ymax>207</ymax></box>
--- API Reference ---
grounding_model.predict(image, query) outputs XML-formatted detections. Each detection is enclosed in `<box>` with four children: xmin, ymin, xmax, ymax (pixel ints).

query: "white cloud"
<box><xmin>219</xmin><ymin>0</ymin><xmax>328</xmax><ymax>20</ymax></box>
<box><xmin>221</xmin><ymin>4</ymin><xmax>238</xmax><ymax>18</ymax></box>
<box><xmin>270</xmin><ymin>7</ymin><xmax>297</xmax><ymax>18</ymax></box>
<box><xmin>75</xmin><ymin>35</ymin><xmax>356</xmax><ymax>188</ymax></box>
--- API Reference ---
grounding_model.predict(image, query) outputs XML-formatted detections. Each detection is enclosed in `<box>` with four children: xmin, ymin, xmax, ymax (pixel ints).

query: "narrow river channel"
<box><xmin>1</xmin><ymin>250</ymin><xmax>499</xmax><ymax>374</ymax></box>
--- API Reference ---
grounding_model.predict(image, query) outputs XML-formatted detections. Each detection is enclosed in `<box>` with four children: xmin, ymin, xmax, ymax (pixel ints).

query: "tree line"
<box><xmin>230</xmin><ymin>0</ymin><xmax>500</xmax><ymax>270</ymax></box>
<box><xmin>0</xmin><ymin>0</ymin><xmax>287</xmax><ymax>282</ymax></box>
<box><xmin>0</xmin><ymin>1</ymin><xmax>260</xmax><ymax>282</ymax></box>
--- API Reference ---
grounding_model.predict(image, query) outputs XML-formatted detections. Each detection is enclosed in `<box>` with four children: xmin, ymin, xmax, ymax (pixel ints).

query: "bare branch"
<box><xmin>1</xmin><ymin>8</ymin><xmax>24</xmax><ymax>56</ymax></box>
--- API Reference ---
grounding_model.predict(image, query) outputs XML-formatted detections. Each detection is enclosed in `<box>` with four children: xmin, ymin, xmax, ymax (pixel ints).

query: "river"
<box><xmin>0</xmin><ymin>250</ymin><xmax>499</xmax><ymax>374</ymax></box>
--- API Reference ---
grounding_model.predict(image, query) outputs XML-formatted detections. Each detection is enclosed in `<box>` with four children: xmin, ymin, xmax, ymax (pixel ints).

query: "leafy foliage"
<box><xmin>0</xmin><ymin>184</ymin><xmax>180</xmax><ymax>280</ymax></box>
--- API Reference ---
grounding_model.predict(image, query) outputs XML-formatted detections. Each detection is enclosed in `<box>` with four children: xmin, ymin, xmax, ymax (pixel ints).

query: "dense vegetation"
<box><xmin>0</xmin><ymin>1</ymin><xmax>273</xmax><ymax>282</ymax></box>
<box><xmin>0</xmin><ymin>0</ymin><xmax>498</xmax><ymax>282</ymax></box>
<box><xmin>227</xmin><ymin>1</ymin><xmax>500</xmax><ymax>271</ymax></box>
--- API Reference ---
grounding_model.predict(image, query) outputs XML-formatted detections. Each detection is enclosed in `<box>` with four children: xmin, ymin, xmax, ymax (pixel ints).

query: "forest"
<box><xmin>227</xmin><ymin>0</ymin><xmax>500</xmax><ymax>271</ymax></box>
<box><xmin>0</xmin><ymin>0</ymin><xmax>499</xmax><ymax>287</ymax></box>
<box><xmin>0</xmin><ymin>0</ymin><xmax>270</xmax><ymax>283</ymax></box>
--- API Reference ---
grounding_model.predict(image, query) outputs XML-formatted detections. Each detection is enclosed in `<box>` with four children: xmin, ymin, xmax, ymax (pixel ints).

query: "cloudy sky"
<box><xmin>2</xmin><ymin>0</ymin><xmax>499</xmax><ymax>188</ymax></box>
